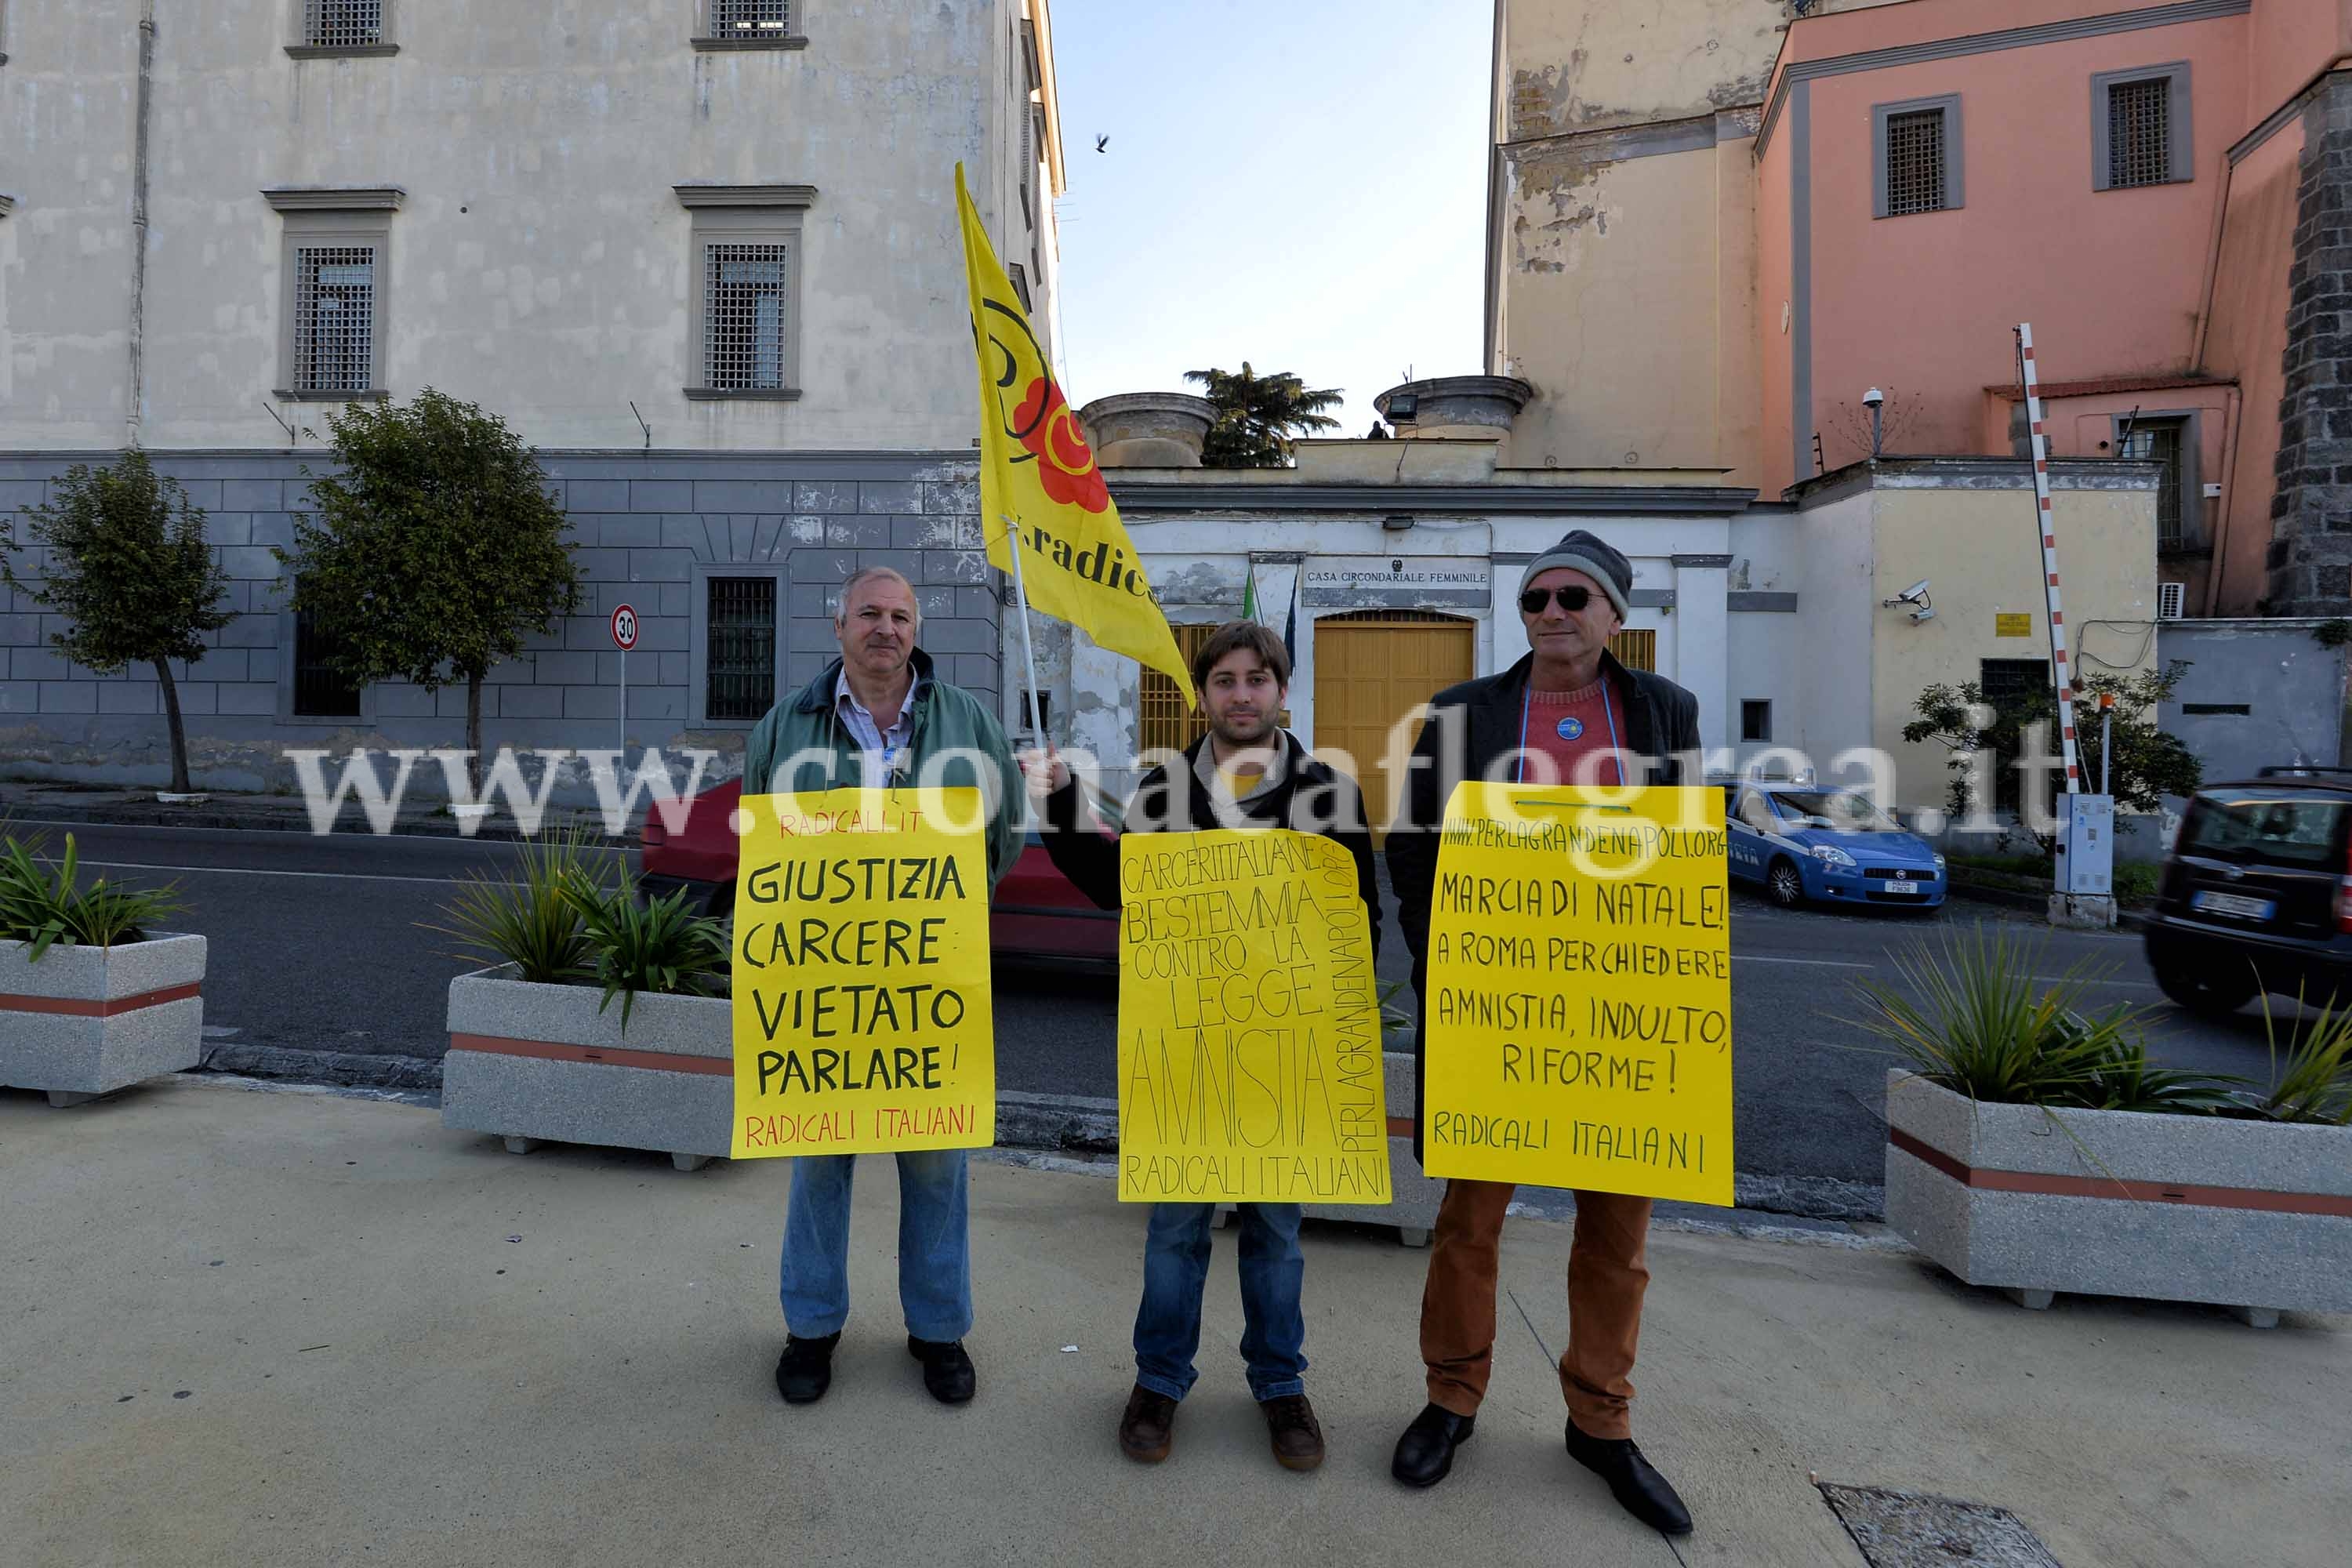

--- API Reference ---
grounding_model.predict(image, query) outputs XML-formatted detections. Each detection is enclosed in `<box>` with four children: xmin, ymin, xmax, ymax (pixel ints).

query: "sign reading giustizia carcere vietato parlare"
<box><xmin>729</xmin><ymin>789</ymin><xmax>996</xmax><ymax>1159</ymax></box>
<box><xmin>1421</xmin><ymin>783</ymin><xmax>1733</xmax><ymax>1206</ymax></box>
<box><xmin>1116</xmin><ymin>829</ymin><xmax>1388</xmax><ymax>1204</ymax></box>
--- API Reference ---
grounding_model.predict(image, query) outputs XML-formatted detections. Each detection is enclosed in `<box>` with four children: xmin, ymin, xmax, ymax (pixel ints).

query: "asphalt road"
<box><xmin>24</xmin><ymin>820</ymin><xmax>2307</xmax><ymax>1189</ymax></box>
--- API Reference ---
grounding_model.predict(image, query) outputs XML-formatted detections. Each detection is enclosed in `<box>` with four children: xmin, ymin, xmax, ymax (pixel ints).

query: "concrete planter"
<box><xmin>1221</xmin><ymin>1051</ymin><xmax>1439</xmax><ymax>1247</ymax></box>
<box><xmin>442</xmin><ymin>965</ymin><xmax>731</xmax><ymax>1171</ymax></box>
<box><xmin>1885</xmin><ymin>1069</ymin><xmax>2352</xmax><ymax>1324</ymax></box>
<box><xmin>0</xmin><ymin>933</ymin><xmax>207</xmax><ymax>1106</ymax></box>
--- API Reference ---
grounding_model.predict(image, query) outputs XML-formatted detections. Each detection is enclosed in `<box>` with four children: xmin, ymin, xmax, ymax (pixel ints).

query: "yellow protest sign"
<box><xmin>1421</xmin><ymin>782</ymin><xmax>1733</xmax><ymax>1205</ymax></box>
<box><xmin>1117</xmin><ymin>829</ymin><xmax>1388</xmax><ymax>1204</ymax></box>
<box><xmin>730</xmin><ymin>789</ymin><xmax>995</xmax><ymax>1158</ymax></box>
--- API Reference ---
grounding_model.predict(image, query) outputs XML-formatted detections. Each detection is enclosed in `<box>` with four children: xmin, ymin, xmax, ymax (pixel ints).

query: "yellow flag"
<box><xmin>954</xmin><ymin>165</ymin><xmax>1192</xmax><ymax>702</ymax></box>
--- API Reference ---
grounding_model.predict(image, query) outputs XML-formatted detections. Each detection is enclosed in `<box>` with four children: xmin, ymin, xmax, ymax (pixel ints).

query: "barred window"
<box><xmin>292</xmin><ymin>599</ymin><xmax>363</xmax><ymax>718</ymax></box>
<box><xmin>706</xmin><ymin>576</ymin><xmax>778</xmax><ymax>721</ymax></box>
<box><xmin>2120</xmin><ymin>420</ymin><xmax>2186</xmax><ymax>546</ymax></box>
<box><xmin>1138</xmin><ymin>623</ymin><xmax>1218</xmax><ymax>756</ymax></box>
<box><xmin>306</xmin><ymin>0</ymin><xmax>383</xmax><ymax>49</ymax></box>
<box><xmin>704</xmin><ymin>243</ymin><xmax>789</xmax><ymax>391</ymax></box>
<box><xmin>2095</xmin><ymin>65</ymin><xmax>2190</xmax><ymax>191</ymax></box>
<box><xmin>2108</xmin><ymin>77</ymin><xmax>2169</xmax><ymax>188</ymax></box>
<box><xmin>1885</xmin><ymin>111</ymin><xmax>1947</xmax><ymax>216</ymax></box>
<box><xmin>710</xmin><ymin>0</ymin><xmax>790</xmax><ymax>35</ymax></box>
<box><xmin>293</xmin><ymin>245</ymin><xmax>376</xmax><ymax>394</ymax></box>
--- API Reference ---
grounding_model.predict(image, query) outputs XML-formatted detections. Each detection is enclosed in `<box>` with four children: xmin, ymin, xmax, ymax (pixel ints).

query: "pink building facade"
<box><xmin>1754</xmin><ymin>0</ymin><xmax>2352</xmax><ymax>615</ymax></box>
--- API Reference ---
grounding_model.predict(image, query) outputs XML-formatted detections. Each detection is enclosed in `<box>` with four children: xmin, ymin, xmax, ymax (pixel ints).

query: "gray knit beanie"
<box><xmin>1520</xmin><ymin>528</ymin><xmax>1633</xmax><ymax>619</ymax></box>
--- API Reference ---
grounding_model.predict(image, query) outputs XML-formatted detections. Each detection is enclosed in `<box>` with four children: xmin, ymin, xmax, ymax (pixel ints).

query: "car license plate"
<box><xmin>1878</xmin><ymin>880</ymin><xmax>1923</xmax><ymax>895</ymax></box>
<box><xmin>2193</xmin><ymin>890</ymin><xmax>2275</xmax><ymax>921</ymax></box>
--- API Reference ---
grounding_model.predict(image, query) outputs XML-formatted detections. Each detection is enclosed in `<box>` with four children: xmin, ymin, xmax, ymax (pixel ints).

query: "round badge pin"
<box><xmin>1556</xmin><ymin>716</ymin><xmax>1584</xmax><ymax>741</ymax></box>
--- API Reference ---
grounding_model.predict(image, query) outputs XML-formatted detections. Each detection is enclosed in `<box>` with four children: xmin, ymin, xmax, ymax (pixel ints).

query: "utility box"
<box><xmin>2057</xmin><ymin>794</ymin><xmax>2114</xmax><ymax>895</ymax></box>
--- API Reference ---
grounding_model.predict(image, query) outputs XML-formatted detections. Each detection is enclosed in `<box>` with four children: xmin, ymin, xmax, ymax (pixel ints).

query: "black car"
<box><xmin>2143</xmin><ymin>768</ymin><xmax>2352</xmax><ymax>1016</ymax></box>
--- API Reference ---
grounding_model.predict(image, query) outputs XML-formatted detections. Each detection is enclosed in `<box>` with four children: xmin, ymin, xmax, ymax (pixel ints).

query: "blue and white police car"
<box><xmin>1722</xmin><ymin>783</ymin><xmax>1947</xmax><ymax>910</ymax></box>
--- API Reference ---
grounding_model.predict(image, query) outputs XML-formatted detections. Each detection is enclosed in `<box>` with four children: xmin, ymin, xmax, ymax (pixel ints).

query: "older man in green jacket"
<box><xmin>743</xmin><ymin>566</ymin><xmax>1022</xmax><ymax>1411</ymax></box>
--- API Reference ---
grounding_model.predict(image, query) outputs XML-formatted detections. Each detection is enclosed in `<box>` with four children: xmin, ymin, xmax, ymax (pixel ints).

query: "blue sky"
<box><xmin>1047</xmin><ymin>0</ymin><xmax>1491</xmax><ymax>438</ymax></box>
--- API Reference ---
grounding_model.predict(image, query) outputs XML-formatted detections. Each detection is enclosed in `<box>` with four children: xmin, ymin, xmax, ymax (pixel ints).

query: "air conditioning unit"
<box><xmin>2158</xmin><ymin>582</ymin><xmax>2185</xmax><ymax>620</ymax></box>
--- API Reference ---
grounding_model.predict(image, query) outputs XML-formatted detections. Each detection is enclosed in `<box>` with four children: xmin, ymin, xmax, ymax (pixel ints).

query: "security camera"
<box><xmin>1883</xmin><ymin>579</ymin><xmax>1930</xmax><ymax>606</ymax></box>
<box><xmin>1863</xmin><ymin>387</ymin><xmax>1886</xmax><ymax>408</ymax></box>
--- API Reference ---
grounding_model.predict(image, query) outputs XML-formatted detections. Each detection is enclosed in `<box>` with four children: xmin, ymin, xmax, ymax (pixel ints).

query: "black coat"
<box><xmin>1383</xmin><ymin>650</ymin><xmax>1704</xmax><ymax>1160</ymax></box>
<box><xmin>1040</xmin><ymin>730</ymin><xmax>1382</xmax><ymax>959</ymax></box>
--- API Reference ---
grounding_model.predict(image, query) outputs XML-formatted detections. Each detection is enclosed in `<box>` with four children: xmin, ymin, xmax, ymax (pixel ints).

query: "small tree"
<box><xmin>1184</xmin><ymin>362</ymin><xmax>1343</xmax><ymax>467</ymax></box>
<box><xmin>2</xmin><ymin>453</ymin><xmax>235</xmax><ymax>794</ymax></box>
<box><xmin>278</xmin><ymin>390</ymin><xmax>583</xmax><ymax>796</ymax></box>
<box><xmin>1904</xmin><ymin>661</ymin><xmax>2201</xmax><ymax>852</ymax></box>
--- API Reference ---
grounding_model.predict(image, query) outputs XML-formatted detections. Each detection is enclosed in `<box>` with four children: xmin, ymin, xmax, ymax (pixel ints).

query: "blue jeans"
<box><xmin>779</xmin><ymin>1151</ymin><xmax>972</xmax><ymax>1343</ymax></box>
<box><xmin>1133</xmin><ymin>1202</ymin><xmax>1307</xmax><ymax>1403</ymax></box>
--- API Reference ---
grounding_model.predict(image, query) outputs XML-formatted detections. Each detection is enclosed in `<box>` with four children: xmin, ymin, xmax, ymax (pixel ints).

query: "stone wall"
<box><xmin>2269</xmin><ymin>77</ymin><xmax>2352</xmax><ymax>614</ymax></box>
<box><xmin>0</xmin><ymin>449</ymin><xmax>1001</xmax><ymax>794</ymax></box>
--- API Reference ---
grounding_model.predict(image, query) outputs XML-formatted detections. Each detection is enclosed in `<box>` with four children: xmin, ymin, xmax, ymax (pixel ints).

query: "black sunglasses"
<box><xmin>1519</xmin><ymin>585</ymin><xmax>1595</xmax><ymax>615</ymax></box>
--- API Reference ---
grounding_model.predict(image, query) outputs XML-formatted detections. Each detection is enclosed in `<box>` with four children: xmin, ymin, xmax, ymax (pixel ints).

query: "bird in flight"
<box><xmin>1094</xmin><ymin>135</ymin><xmax>1109</xmax><ymax>154</ymax></box>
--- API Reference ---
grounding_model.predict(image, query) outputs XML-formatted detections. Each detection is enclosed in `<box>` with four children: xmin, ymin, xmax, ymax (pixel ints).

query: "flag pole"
<box><xmin>999</xmin><ymin>512</ymin><xmax>1047</xmax><ymax>745</ymax></box>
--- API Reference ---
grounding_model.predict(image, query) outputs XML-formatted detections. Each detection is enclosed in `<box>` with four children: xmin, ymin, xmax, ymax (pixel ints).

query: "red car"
<box><xmin>638</xmin><ymin>779</ymin><xmax>1120</xmax><ymax>970</ymax></box>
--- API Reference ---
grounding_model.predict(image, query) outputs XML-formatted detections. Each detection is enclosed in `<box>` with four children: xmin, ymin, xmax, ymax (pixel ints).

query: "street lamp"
<box><xmin>1863</xmin><ymin>387</ymin><xmax>1886</xmax><ymax>459</ymax></box>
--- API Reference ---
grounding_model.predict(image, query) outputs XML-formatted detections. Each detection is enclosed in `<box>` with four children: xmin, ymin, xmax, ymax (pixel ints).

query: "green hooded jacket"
<box><xmin>739</xmin><ymin>648</ymin><xmax>1024</xmax><ymax>890</ymax></box>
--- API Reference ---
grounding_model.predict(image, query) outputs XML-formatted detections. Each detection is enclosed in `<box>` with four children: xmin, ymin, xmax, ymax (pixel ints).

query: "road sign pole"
<box><xmin>609</xmin><ymin>603</ymin><xmax>640</xmax><ymax>762</ymax></box>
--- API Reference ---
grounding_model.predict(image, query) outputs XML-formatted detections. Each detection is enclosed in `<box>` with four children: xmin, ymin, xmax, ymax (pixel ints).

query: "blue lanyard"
<box><xmin>1516</xmin><ymin>679</ymin><xmax>1623</xmax><ymax>786</ymax></box>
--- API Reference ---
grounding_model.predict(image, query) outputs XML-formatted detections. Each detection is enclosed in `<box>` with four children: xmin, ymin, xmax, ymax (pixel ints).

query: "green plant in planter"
<box><xmin>2254</xmin><ymin>992</ymin><xmax>2352</xmax><ymax>1126</ymax></box>
<box><xmin>557</xmin><ymin>877</ymin><xmax>728</xmax><ymax>1030</ymax></box>
<box><xmin>426</xmin><ymin>826</ymin><xmax>605</xmax><ymax>984</ymax></box>
<box><xmin>0</xmin><ymin>833</ymin><xmax>183</xmax><ymax>958</ymax></box>
<box><xmin>1850</xmin><ymin>923</ymin><xmax>2245</xmax><ymax>1112</ymax></box>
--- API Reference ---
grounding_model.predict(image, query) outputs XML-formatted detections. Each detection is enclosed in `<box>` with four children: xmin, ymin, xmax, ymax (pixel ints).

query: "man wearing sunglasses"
<box><xmin>1381</xmin><ymin>528</ymin><xmax>1701</xmax><ymax>1536</ymax></box>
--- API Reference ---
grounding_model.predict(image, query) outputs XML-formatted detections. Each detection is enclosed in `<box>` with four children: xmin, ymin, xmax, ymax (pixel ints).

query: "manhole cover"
<box><xmin>1819</xmin><ymin>1483</ymin><xmax>2063</xmax><ymax>1566</ymax></box>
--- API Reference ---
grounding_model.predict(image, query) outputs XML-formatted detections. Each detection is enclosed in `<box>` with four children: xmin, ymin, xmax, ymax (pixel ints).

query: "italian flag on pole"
<box><xmin>954</xmin><ymin>165</ymin><xmax>1192</xmax><ymax>715</ymax></box>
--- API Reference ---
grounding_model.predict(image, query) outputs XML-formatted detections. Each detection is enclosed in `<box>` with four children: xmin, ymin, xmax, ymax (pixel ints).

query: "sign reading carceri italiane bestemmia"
<box><xmin>731</xmin><ymin>788</ymin><xmax>995</xmax><ymax>1159</ymax></box>
<box><xmin>1421</xmin><ymin>782</ymin><xmax>1733</xmax><ymax>1205</ymax></box>
<box><xmin>1117</xmin><ymin>829</ymin><xmax>1388</xmax><ymax>1204</ymax></box>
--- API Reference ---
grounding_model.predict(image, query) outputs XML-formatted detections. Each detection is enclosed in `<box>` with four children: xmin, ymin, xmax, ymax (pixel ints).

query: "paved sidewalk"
<box><xmin>2</xmin><ymin>1079</ymin><xmax>2343</xmax><ymax>1568</ymax></box>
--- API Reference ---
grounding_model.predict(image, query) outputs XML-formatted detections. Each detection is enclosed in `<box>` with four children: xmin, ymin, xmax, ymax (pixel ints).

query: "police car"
<box><xmin>1722</xmin><ymin>783</ymin><xmax>1947</xmax><ymax>910</ymax></box>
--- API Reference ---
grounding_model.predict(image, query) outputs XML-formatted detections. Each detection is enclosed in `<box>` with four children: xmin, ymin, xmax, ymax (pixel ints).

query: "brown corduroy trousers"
<box><xmin>1417</xmin><ymin>1178</ymin><xmax>1653</xmax><ymax>1440</ymax></box>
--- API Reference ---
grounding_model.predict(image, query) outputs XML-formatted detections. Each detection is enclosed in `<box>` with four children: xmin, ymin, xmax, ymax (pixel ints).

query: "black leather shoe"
<box><xmin>1390</xmin><ymin>1402</ymin><xmax>1475</xmax><ymax>1488</ymax></box>
<box><xmin>774</xmin><ymin>1333</ymin><xmax>839</xmax><ymax>1405</ymax></box>
<box><xmin>1566</xmin><ymin>1419</ymin><xmax>1693</xmax><ymax>1536</ymax></box>
<box><xmin>907</xmin><ymin>1336</ymin><xmax>976</xmax><ymax>1404</ymax></box>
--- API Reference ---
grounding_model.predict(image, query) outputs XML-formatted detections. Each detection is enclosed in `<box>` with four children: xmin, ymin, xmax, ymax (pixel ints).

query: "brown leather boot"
<box><xmin>1261</xmin><ymin>1392</ymin><xmax>1326</xmax><ymax>1472</ymax></box>
<box><xmin>1118</xmin><ymin>1384</ymin><xmax>1178</xmax><ymax>1463</ymax></box>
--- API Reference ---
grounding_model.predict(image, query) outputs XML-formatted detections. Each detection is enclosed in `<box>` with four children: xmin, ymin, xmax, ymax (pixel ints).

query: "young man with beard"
<box><xmin>1383</xmin><ymin>530</ymin><xmax>1700</xmax><ymax>1536</ymax></box>
<box><xmin>1019</xmin><ymin>621</ymin><xmax>1381</xmax><ymax>1472</ymax></box>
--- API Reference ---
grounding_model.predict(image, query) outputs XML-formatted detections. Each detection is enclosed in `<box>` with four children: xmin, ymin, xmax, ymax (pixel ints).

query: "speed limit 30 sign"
<box><xmin>610</xmin><ymin>604</ymin><xmax>638</xmax><ymax>651</ymax></box>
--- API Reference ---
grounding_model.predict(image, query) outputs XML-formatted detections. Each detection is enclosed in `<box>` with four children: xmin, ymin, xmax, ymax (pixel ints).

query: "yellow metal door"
<box><xmin>1312</xmin><ymin>612</ymin><xmax>1476</xmax><ymax>840</ymax></box>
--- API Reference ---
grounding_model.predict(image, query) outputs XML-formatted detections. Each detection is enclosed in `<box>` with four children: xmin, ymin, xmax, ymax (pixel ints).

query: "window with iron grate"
<box><xmin>306</xmin><ymin>0</ymin><xmax>383</xmax><ymax>49</ymax></box>
<box><xmin>706</xmin><ymin>576</ymin><xmax>778</xmax><ymax>722</ymax></box>
<box><xmin>1885</xmin><ymin>110</ymin><xmax>1947</xmax><ymax>216</ymax></box>
<box><xmin>293</xmin><ymin>245</ymin><xmax>376</xmax><ymax>394</ymax></box>
<box><xmin>704</xmin><ymin>243</ymin><xmax>789</xmax><ymax>391</ymax></box>
<box><xmin>2119</xmin><ymin>419</ymin><xmax>2187</xmax><ymax>546</ymax></box>
<box><xmin>292</xmin><ymin>598</ymin><xmax>363</xmax><ymax>717</ymax></box>
<box><xmin>1607</xmin><ymin>628</ymin><xmax>1657</xmax><ymax>672</ymax></box>
<box><xmin>2108</xmin><ymin>76</ymin><xmax>2170</xmax><ymax>189</ymax></box>
<box><xmin>710</xmin><ymin>0</ymin><xmax>790</xmax><ymax>34</ymax></box>
<box><xmin>1138</xmin><ymin>623</ymin><xmax>1218</xmax><ymax>756</ymax></box>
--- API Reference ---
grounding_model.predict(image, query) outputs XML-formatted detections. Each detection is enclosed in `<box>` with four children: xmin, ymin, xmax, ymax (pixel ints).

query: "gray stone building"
<box><xmin>0</xmin><ymin>1</ymin><xmax>1069</xmax><ymax>791</ymax></box>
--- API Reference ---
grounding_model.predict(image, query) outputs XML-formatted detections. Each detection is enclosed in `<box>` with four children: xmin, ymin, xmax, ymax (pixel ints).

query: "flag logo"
<box><xmin>956</xmin><ymin>164</ymin><xmax>1190</xmax><ymax>703</ymax></box>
